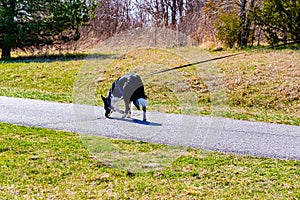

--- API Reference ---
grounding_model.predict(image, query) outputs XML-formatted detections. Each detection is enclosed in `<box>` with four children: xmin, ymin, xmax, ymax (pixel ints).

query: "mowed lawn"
<box><xmin>1</xmin><ymin>122</ymin><xmax>300</xmax><ymax>199</ymax></box>
<box><xmin>0</xmin><ymin>48</ymin><xmax>300</xmax><ymax>198</ymax></box>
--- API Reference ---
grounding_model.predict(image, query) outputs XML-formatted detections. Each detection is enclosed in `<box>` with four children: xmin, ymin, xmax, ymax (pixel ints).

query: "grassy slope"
<box><xmin>0</xmin><ymin>49</ymin><xmax>299</xmax><ymax>125</ymax></box>
<box><xmin>0</xmin><ymin>60</ymin><xmax>79</xmax><ymax>102</ymax></box>
<box><xmin>214</xmin><ymin>50</ymin><xmax>300</xmax><ymax>125</ymax></box>
<box><xmin>1</xmin><ymin>122</ymin><xmax>300</xmax><ymax>199</ymax></box>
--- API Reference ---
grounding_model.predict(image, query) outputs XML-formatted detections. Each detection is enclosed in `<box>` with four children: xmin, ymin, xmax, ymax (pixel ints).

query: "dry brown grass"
<box><xmin>215</xmin><ymin>49</ymin><xmax>300</xmax><ymax>124</ymax></box>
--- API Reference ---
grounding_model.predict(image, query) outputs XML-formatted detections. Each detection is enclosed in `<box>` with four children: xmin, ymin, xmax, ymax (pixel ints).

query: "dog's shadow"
<box><xmin>112</xmin><ymin>117</ymin><xmax>162</xmax><ymax>126</ymax></box>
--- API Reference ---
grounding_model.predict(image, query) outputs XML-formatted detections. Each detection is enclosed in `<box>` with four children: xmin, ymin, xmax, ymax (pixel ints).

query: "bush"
<box><xmin>215</xmin><ymin>13</ymin><xmax>242</xmax><ymax>48</ymax></box>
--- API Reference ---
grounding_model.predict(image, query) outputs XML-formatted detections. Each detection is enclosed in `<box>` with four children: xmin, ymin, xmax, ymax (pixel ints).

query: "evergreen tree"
<box><xmin>254</xmin><ymin>0</ymin><xmax>300</xmax><ymax>44</ymax></box>
<box><xmin>0</xmin><ymin>0</ymin><xmax>96</xmax><ymax>59</ymax></box>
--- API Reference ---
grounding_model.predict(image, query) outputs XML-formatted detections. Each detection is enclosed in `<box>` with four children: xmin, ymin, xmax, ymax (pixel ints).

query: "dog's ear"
<box><xmin>101</xmin><ymin>95</ymin><xmax>106</xmax><ymax>102</ymax></box>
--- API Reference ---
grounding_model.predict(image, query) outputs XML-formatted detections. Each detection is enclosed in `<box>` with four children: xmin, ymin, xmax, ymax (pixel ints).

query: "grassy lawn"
<box><xmin>1</xmin><ymin>122</ymin><xmax>300</xmax><ymax>199</ymax></box>
<box><xmin>0</xmin><ymin>48</ymin><xmax>299</xmax><ymax>125</ymax></box>
<box><xmin>0</xmin><ymin>48</ymin><xmax>299</xmax><ymax>198</ymax></box>
<box><xmin>0</xmin><ymin>59</ymin><xmax>80</xmax><ymax>102</ymax></box>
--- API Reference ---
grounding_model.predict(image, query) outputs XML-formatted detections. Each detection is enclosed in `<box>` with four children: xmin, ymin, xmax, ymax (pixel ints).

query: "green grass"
<box><xmin>0</xmin><ymin>48</ymin><xmax>299</xmax><ymax>198</ymax></box>
<box><xmin>1</xmin><ymin>122</ymin><xmax>300</xmax><ymax>199</ymax></box>
<box><xmin>0</xmin><ymin>48</ymin><xmax>299</xmax><ymax>125</ymax></box>
<box><xmin>0</xmin><ymin>60</ymin><xmax>80</xmax><ymax>102</ymax></box>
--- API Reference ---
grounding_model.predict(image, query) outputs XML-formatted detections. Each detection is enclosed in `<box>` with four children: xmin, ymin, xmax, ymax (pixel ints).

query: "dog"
<box><xmin>101</xmin><ymin>73</ymin><xmax>148</xmax><ymax>121</ymax></box>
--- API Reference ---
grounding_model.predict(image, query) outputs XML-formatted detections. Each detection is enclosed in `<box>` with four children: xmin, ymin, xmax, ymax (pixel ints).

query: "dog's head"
<box><xmin>101</xmin><ymin>95</ymin><xmax>113</xmax><ymax>118</ymax></box>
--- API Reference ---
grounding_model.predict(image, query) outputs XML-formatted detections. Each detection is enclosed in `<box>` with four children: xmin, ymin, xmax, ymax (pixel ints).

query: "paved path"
<box><xmin>1</xmin><ymin>96</ymin><xmax>300</xmax><ymax>160</ymax></box>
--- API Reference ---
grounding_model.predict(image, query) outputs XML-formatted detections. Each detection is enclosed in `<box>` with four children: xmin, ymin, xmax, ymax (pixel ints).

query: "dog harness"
<box><xmin>109</xmin><ymin>78</ymin><xmax>124</xmax><ymax>97</ymax></box>
<box><xmin>117</xmin><ymin>85</ymin><xmax>124</xmax><ymax>96</ymax></box>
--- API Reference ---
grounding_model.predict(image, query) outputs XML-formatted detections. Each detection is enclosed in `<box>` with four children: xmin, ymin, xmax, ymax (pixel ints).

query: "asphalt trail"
<box><xmin>1</xmin><ymin>96</ymin><xmax>299</xmax><ymax>160</ymax></box>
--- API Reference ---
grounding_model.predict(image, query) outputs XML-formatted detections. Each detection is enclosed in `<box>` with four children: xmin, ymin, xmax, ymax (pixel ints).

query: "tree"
<box><xmin>238</xmin><ymin>0</ymin><xmax>258</xmax><ymax>47</ymax></box>
<box><xmin>0</xmin><ymin>0</ymin><xmax>96</xmax><ymax>59</ymax></box>
<box><xmin>253</xmin><ymin>0</ymin><xmax>300</xmax><ymax>44</ymax></box>
<box><xmin>205</xmin><ymin>0</ymin><xmax>261</xmax><ymax>48</ymax></box>
<box><xmin>215</xmin><ymin>13</ymin><xmax>242</xmax><ymax>48</ymax></box>
<box><xmin>80</xmin><ymin>0</ymin><xmax>211</xmax><ymax>44</ymax></box>
<box><xmin>86</xmin><ymin>0</ymin><xmax>136</xmax><ymax>41</ymax></box>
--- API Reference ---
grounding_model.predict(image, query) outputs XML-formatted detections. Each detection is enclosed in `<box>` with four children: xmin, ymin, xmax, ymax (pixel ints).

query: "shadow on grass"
<box><xmin>242</xmin><ymin>43</ymin><xmax>300</xmax><ymax>51</ymax></box>
<box><xmin>1</xmin><ymin>53</ymin><xmax>117</xmax><ymax>63</ymax></box>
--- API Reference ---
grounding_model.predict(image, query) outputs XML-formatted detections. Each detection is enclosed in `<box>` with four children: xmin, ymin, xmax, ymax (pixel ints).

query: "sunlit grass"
<box><xmin>0</xmin><ymin>48</ymin><xmax>299</xmax><ymax>125</ymax></box>
<box><xmin>1</xmin><ymin>122</ymin><xmax>300</xmax><ymax>199</ymax></box>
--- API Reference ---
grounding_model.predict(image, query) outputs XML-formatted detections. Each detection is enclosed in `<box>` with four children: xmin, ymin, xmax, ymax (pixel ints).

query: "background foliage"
<box><xmin>253</xmin><ymin>0</ymin><xmax>300</xmax><ymax>44</ymax></box>
<box><xmin>0</xmin><ymin>0</ymin><xmax>96</xmax><ymax>58</ymax></box>
<box><xmin>1</xmin><ymin>0</ymin><xmax>300</xmax><ymax>58</ymax></box>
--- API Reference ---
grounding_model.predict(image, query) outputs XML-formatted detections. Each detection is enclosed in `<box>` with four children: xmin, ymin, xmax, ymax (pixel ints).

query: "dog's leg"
<box><xmin>115</xmin><ymin>100</ymin><xmax>125</xmax><ymax>114</ymax></box>
<box><xmin>122</xmin><ymin>99</ymin><xmax>130</xmax><ymax>118</ymax></box>
<box><xmin>127</xmin><ymin>102</ymin><xmax>132</xmax><ymax>118</ymax></box>
<box><xmin>136</xmin><ymin>98</ymin><xmax>148</xmax><ymax>121</ymax></box>
<box><xmin>142</xmin><ymin>106</ymin><xmax>147</xmax><ymax>122</ymax></box>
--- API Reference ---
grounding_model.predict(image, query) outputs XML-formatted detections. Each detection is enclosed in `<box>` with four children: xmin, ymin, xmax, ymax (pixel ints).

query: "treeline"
<box><xmin>82</xmin><ymin>0</ymin><xmax>300</xmax><ymax>48</ymax></box>
<box><xmin>1</xmin><ymin>0</ymin><xmax>299</xmax><ymax>59</ymax></box>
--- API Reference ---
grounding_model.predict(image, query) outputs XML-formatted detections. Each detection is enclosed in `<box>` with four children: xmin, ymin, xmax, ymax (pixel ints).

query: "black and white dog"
<box><xmin>101</xmin><ymin>73</ymin><xmax>148</xmax><ymax>121</ymax></box>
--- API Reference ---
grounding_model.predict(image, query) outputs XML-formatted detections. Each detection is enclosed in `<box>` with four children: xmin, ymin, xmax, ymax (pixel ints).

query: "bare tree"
<box><xmin>78</xmin><ymin>0</ymin><xmax>136</xmax><ymax>46</ymax></box>
<box><xmin>237</xmin><ymin>0</ymin><xmax>259</xmax><ymax>46</ymax></box>
<box><xmin>75</xmin><ymin>0</ymin><xmax>265</xmax><ymax>48</ymax></box>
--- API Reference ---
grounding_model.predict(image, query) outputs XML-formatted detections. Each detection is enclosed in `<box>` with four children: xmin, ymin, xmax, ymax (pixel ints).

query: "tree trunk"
<box><xmin>238</xmin><ymin>0</ymin><xmax>257</xmax><ymax>47</ymax></box>
<box><xmin>1</xmin><ymin>47</ymin><xmax>11</xmax><ymax>59</ymax></box>
<box><xmin>238</xmin><ymin>0</ymin><xmax>247</xmax><ymax>47</ymax></box>
<box><xmin>162</xmin><ymin>0</ymin><xmax>169</xmax><ymax>26</ymax></box>
<box><xmin>178</xmin><ymin>0</ymin><xmax>183</xmax><ymax>24</ymax></box>
<box><xmin>171</xmin><ymin>0</ymin><xmax>177</xmax><ymax>28</ymax></box>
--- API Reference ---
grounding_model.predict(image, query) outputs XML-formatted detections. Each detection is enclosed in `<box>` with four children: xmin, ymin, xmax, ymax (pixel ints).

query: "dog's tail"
<box><xmin>136</xmin><ymin>98</ymin><xmax>148</xmax><ymax>109</ymax></box>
